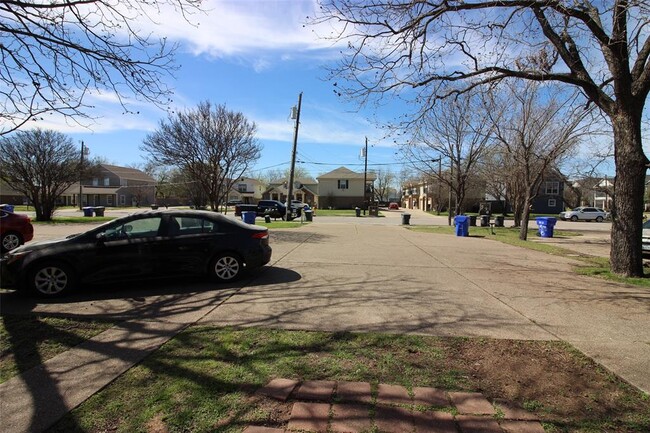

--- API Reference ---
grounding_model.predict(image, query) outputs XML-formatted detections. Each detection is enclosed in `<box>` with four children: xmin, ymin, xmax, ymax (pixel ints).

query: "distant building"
<box><xmin>262</xmin><ymin>177</ymin><xmax>318</xmax><ymax>206</ymax></box>
<box><xmin>61</xmin><ymin>164</ymin><xmax>156</xmax><ymax>207</ymax></box>
<box><xmin>316</xmin><ymin>167</ymin><xmax>376</xmax><ymax>209</ymax></box>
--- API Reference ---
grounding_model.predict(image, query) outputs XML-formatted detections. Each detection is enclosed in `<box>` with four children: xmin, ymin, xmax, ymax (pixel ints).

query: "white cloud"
<box><xmin>149</xmin><ymin>0</ymin><xmax>340</xmax><ymax>61</ymax></box>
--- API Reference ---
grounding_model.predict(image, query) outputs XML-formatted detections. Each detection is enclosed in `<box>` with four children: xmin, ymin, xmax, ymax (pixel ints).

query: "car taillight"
<box><xmin>251</xmin><ymin>231</ymin><xmax>268</xmax><ymax>239</ymax></box>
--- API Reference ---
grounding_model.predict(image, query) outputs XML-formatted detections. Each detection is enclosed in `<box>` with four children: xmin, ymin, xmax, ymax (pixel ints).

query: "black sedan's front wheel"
<box><xmin>28</xmin><ymin>262</ymin><xmax>75</xmax><ymax>297</ymax></box>
<box><xmin>209</xmin><ymin>254</ymin><xmax>242</xmax><ymax>282</ymax></box>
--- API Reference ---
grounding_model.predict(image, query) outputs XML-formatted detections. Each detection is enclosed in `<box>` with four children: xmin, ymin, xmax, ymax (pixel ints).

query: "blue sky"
<box><xmin>36</xmin><ymin>0</ymin><xmax>403</xmax><ymax>179</ymax></box>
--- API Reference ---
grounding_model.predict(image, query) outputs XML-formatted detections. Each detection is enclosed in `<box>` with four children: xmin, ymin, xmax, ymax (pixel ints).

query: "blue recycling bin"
<box><xmin>536</xmin><ymin>217</ymin><xmax>557</xmax><ymax>238</ymax></box>
<box><xmin>0</xmin><ymin>204</ymin><xmax>15</xmax><ymax>213</ymax></box>
<box><xmin>241</xmin><ymin>211</ymin><xmax>256</xmax><ymax>224</ymax></box>
<box><xmin>82</xmin><ymin>206</ymin><xmax>94</xmax><ymax>217</ymax></box>
<box><xmin>454</xmin><ymin>215</ymin><xmax>469</xmax><ymax>237</ymax></box>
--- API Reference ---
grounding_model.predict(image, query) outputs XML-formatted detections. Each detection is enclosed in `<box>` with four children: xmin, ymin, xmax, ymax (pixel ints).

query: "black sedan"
<box><xmin>0</xmin><ymin>210</ymin><xmax>272</xmax><ymax>297</ymax></box>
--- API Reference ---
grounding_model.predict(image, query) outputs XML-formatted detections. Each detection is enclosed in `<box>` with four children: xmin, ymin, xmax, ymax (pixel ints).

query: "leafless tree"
<box><xmin>0</xmin><ymin>129</ymin><xmax>93</xmax><ymax>220</ymax></box>
<box><xmin>141</xmin><ymin>101</ymin><xmax>262</xmax><ymax>210</ymax></box>
<box><xmin>488</xmin><ymin>82</ymin><xmax>591</xmax><ymax>240</ymax></box>
<box><xmin>373</xmin><ymin>168</ymin><xmax>396</xmax><ymax>203</ymax></box>
<box><xmin>0</xmin><ymin>0</ymin><xmax>203</xmax><ymax>135</ymax></box>
<box><xmin>402</xmin><ymin>89</ymin><xmax>495</xmax><ymax>219</ymax></box>
<box><xmin>315</xmin><ymin>0</ymin><xmax>650</xmax><ymax>276</ymax></box>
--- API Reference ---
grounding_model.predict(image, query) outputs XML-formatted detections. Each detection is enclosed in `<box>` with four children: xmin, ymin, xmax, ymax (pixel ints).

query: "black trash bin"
<box><xmin>494</xmin><ymin>215</ymin><xmax>505</xmax><ymax>227</ymax></box>
<box><xmin>480</xmin><ymin>215</ymin><xmax>490</xmax><ymax>227</ymax></box>
<box><xmin>468</xmin><ymin>215</ymin><xmax>477</xmax><ymax>226</ymax></box>
<box><xmin>264</xmin><ymin>214</ymin><xmax>272</xmax><ymax>223</ymax></box>
<box><xmin>304</xmin><ymin>210</ymin><xmax>313</xmax><ymax>221</ymax></box>
<box><xmin>93</xmin><ymin>206</ymin><xmax>105</xmax><ymax>217</ymax></box>
<box><xmin>401</xmin><ymin>213</ymin><xmax>411</xmax><ymax>225</ymax></box>
<box><xmin>151</xmin><ymin>204</ymin><xmax>159</xmax><ymax>210</ymax></box>
<box><xmin>355</xmin><ymin>207</ymin><xmax>361</xmax><ymax>217</ymax></box>
<box><xmin>82</xmin><ymin>206</ymin><xmax>94</xmax><ymax>217</ymax></box>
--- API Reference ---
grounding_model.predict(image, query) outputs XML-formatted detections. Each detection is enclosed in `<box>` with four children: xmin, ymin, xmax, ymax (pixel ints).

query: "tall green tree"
<box><xmin>316</xmin><ymin>0</ymin><xmax>650</xmax><ymax>277</ymax></box>
<box><xmin>0</xmin><ymin>129</ymin><xmax>92</xmax><ymax>221</ymax></box>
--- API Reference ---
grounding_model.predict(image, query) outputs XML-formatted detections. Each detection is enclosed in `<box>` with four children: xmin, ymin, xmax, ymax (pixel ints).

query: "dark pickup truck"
<box><xmin>235</xmin><ymin>200</ymin><xmax>288</xmax><ymax>219</ymax></box>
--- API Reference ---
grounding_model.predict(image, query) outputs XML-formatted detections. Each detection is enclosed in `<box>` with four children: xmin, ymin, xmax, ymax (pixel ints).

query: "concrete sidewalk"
<box><xmin>1</xmin><ymin>220</ymin><xmax>648</xmax><ymax>432</ymax></box>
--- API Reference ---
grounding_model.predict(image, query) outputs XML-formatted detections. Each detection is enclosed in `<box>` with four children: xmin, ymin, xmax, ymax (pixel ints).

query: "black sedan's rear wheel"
<box><xmin>28</xmin><ymin>262</ymin><xmax>75</xmax><ymax>297</ymax></box>
<box><xmin>209</xmin><ymin>254</ymin><xmax>242</xmax><ymax>282</ymax></box>
<box><xmin>1</xmin><ymin>232</ymin><xmax>22</xmax><ymax>253</ymax></box>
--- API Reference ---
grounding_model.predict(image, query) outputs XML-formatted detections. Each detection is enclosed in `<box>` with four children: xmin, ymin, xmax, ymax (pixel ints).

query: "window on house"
<box><xmin>104</xmin><ymin>177</ymin><xmax>110</xmax><ymax>186</ymax></box>
<box><xmin>107</xmin><ymin>195</ymin><xmax>113</xmax><ymax>205</ymax></box>
<box><xmin>338</xmin><ymin>180</ymin><xmax>348</xmax><ymax>189</ymax></box>
<box><xmin>92</xmin><ymin>178</ymin><xmax>99</xmax><ymax>186</ymax></box>
<box><xmin>238</xmin><ymin>183</ymin><xmax>247</xmax><ymax>192</ymax></box>
<box><xmin>548</xmin><ymin>198</ymin><xmax>556</xmax><ymax>207</ymax></box>
<box><xmin>545</xmin><ymin>181</ymin><xmax>559</xmax><ymax>195</ymax></box>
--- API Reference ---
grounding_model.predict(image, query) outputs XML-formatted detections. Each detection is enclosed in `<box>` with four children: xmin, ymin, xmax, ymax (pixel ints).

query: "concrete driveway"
<box><xmin>1</xmin><ymin>211</ymin><xmax>648</xmax><ymax>433</ymax></box>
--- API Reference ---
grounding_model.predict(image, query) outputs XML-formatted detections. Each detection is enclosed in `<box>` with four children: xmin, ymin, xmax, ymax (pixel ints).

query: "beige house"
<box><xmin>262</xmin><ymin>177</ymin><xmax>318</xmax><ymax>206</ymax></box>
<box><xmin>60</xmin><ymin>164</ymin><xmax>156</xmax><ymax>207</ymax></box>
<box><xmin>227</xmin><ymin>177</ymin><xmax>264</xmax><ymax>204</ymax></box>
<box><xmin>317</xmin><ymin>167</ymin><xmax>376</xmax><ymax>209</ymax></box>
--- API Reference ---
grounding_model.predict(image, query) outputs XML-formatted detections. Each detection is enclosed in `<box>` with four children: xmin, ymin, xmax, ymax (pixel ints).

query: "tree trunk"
<box><xmin>519</xmin><ymin>197</ymin><xmax>532</xmax><ymax>241</ymax></box>
<box><xmin>610</xmin><ymin>110</ymin><xmax>647</xmax><ymax>277</ymax></box>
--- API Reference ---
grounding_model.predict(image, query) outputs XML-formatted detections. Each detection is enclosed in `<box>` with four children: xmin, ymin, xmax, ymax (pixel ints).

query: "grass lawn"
<box><xmin>408</xmin><ymin>225</ymin><xmax>650</xmax><ymax>287</ymax></box>
<box><xmin>0</xmin><ymin>314</ymin><xmax>118</xmax><ymax>383</ymax></box>
<box><xmin>47</xmin><ymin>326</ymin><xmax>650</xmax><ymax>433</ymax></box>
<box><xmin>32</xmin><ymin>216</ymin><xmax>115</xmax><ymax>224</ymax></box>
<box><xmin>314</xmin><ymin>209</ymin><xmax>384</xmax><ymax>217</ymax></box>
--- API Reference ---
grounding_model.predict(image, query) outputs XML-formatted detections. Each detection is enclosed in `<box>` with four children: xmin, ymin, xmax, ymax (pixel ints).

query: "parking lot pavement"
<box><xmin>1</xmin><ymin>215</ymin><xmax>647</xmax><ymax>433</ymax></box>
<box><xmin>202</xmin><ymin>223</ymin><xmax>650</xmax><ymax>394</ymax></box>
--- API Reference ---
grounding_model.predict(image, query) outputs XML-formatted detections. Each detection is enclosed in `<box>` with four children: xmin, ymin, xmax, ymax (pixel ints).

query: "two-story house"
<box><xmin>227</xmin><ymin>177</ymin><xmax>264</xmax><ymax>204</ymax></box>
<box><xmin>66</xmin><ymin>164</ymin><xmax>156</xmax><ymax>207</ymax></box>
<box><xmin>262</xmin><ymin>177</ymin><xmax>318</xmax><ymax>206</ymax></box>
<box><xmin>316</xmin><ymin>167</ymin><xmax>376</xmax><ymax>209</ymax></box>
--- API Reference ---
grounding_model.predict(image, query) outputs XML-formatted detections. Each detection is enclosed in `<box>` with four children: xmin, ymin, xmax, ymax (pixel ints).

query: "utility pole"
<box><xmin>448</xmin><ymin>159</ymin><xmax>453</xmax><ymax>226</ymax></box>
<box><xmin>363</xmin><ymin>137</ymin><xmax>368</xmax><ymax>215</ymax></box>
<box><xmin>78</xmin><ymin>141</ymin><xmax>86</xmax><ymax>210</ymax></box>
<box><xmin>286</xmin><ymin>92</ymin><xmax>302</xmax><ymax>221</ymax></box>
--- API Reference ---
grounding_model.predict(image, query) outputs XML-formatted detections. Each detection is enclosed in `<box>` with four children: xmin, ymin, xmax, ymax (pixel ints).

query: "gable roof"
<box><xmin>317</xmin><ymin>166</ymin><xmax>376</xmax><ymax>181</ymax></box>
<box><xmin>269</xmin><ymin>177</ymin><xmax>317</xmax><ymax>186</ymax></box>
<box><xmin>101</xmin><ymin>164</ymin><xmax>155</xmax><ymax>183</ymax></box>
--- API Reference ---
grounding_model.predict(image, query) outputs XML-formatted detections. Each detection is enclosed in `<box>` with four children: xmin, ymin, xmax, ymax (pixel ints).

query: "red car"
<box><xmin>389</xmin><ymin>202</ymin><xmax>399</xmax><ymax>210</ymax></box>
<box><xmin>0</xmin><ymin>209</ymin><xmax>34</xmax><ymax>253</ymax></box>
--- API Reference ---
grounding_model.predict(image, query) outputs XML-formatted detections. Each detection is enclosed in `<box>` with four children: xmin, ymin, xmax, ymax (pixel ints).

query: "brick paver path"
<box><xmin>252</xmin><ymin>379</ymin><xmax>544</xmax><ymax>432</ymax></box>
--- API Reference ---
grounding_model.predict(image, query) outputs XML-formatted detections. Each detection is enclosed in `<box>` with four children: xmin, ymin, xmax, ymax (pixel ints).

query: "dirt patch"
<box><xmin>446</xmin><ymin>339</ymin><xmax>649</xmax><ymax>429</ymax></box>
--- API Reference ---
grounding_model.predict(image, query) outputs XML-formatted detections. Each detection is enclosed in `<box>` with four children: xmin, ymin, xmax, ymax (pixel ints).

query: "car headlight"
<box><xmin>4</xmin><ymin>250</ymin><xmax>31</xmax><ymax>265</ymax></box>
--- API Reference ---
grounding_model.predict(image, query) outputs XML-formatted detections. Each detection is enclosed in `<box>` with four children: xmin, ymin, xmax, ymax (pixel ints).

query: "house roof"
<box><xmin>317</xmin><ymin>166</ymin><xmax>376</xmax><ymax>181</ymax></box>
<box><xmin>101</xmin><ymin>164</ymin><xmax>155</xmax><ymax>183</ymax></box>
<box><xmin>269</xmin><ymin>177</ymin><xmax>317</xmax><ymax>185</ymax></box>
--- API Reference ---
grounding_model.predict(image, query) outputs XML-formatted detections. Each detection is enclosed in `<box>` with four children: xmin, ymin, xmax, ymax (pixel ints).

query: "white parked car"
<box><xmin>559</xmin><ymin>206</ymin><xmax>609</xmax><ymax>222</ymax></box>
